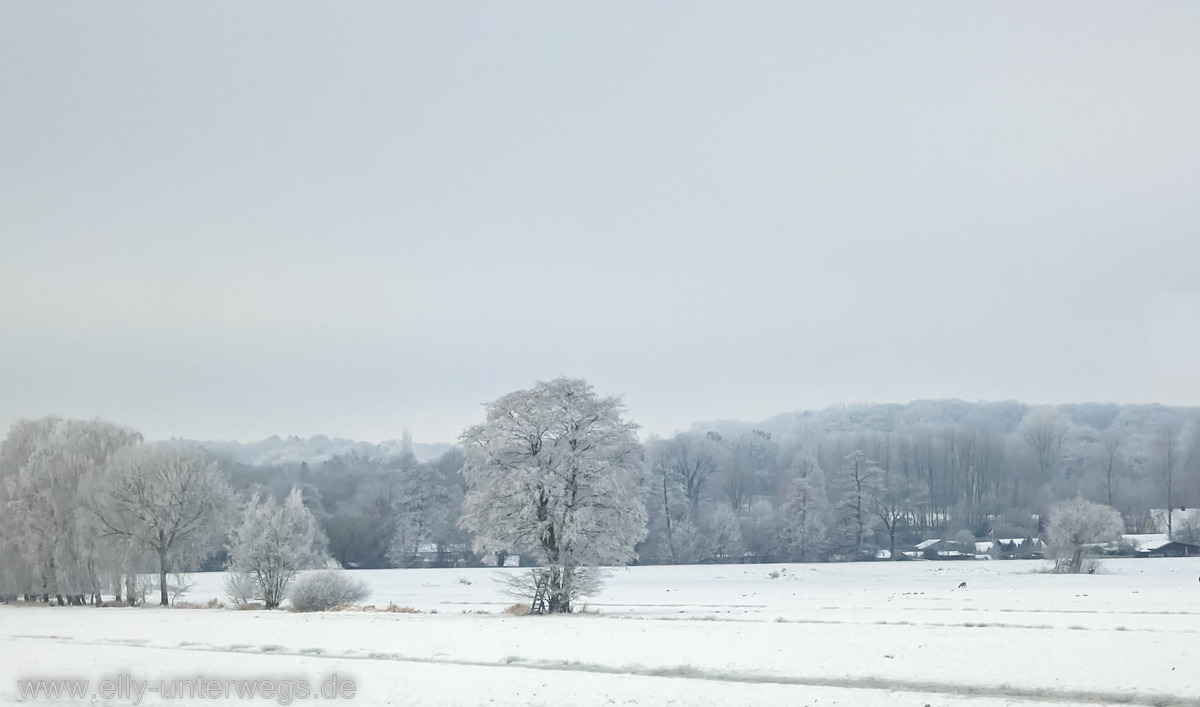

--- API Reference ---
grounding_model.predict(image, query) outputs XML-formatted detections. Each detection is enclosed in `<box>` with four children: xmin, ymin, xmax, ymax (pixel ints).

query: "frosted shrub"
<box><xmin>1046</xmin><ymin>498</ymin><xmax>1123</xmax><ymax>574</ymax></box>
<box><xmin>498</xmin><ymin>567</ymin><xmax>608</xmax><ymax>613</ymax></box>
<box><xmin>226</xmin><ymin>489</ymin><xmax>328</xmax><ymax>609</ymax></box>
<box><xmin>289</xmin><ymin>571</ymin><xmax>370</xmax><ymax>612</ymax></box>
<box><xmin>223</xmin><ymin>572</ymin><xmax>259</xmax><ymax>607</ymax></box>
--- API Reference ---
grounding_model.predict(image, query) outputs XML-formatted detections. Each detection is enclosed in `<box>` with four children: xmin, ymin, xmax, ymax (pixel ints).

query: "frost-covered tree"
<box><xmin>1046</xmin><ymin>498</ymin><xmax>1123</xmax><ymax>573</ymax></box>
<box><xmin>386</xmin><ymin>462</ymin><xmax>453</xmax><ymax>567</ymax></box>
<box><xmin>459</xmin><ymin>378</ymin><xmax>647</xmax><ymax>613</ymax></box>
<box><xmin>1</xmin><ymin>417</ymin><xmax>141</xmax><ymax>604</ymax></box>
<box><xmin>833</xmin><ymin>450</ymin><xmax>882</xmax><ymax>557</ymax></box>
<box><xmin>646</xmin><ymin>438</ymin><xmax>688</xmax><ymax>564</ymax></box>
<box><xmin>90</xmin><ymin>444</ymin><xmax>232</xmax><ymax>606</ymax></box>
<box><xmin>1090</xmin><ymin>434</ymin><xmax>1124</xmax><ymax>508</ymax></box>
<box><xmin>226</xmin><ymin>488</ymin><xmax>327</xmax><ymax>609</ymax></box>
<box><xmin>658</xmin><ymin>434</ymin><xmax>719</xmax><ymax>523</ymax></box>
<box><xmin>734</xmin><ymin>430</ymin><xmax>779</xmax><ymax>503</ymax></box>
<box><xmin>646</xmin><ymin>436</ymin><xmax>715</xmax><ymax>564</ymax></box>
<box><xmin>780</xmin><ymin>454</ymin><xmax>830</xmax><ymax>562</ymax></box>
<box><xmin>704</xmin><ymin>504</ymin><xmax>744</xmax><ymax>561</ymax></box>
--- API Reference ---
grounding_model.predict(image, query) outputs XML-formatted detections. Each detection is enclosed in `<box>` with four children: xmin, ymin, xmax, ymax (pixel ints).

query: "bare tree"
<box><xmin>724</xmin><ymin>467</ymin><xmax>750</xmax><ymax>512</ymax></box>
<box><xmin>1098</xmin><ymin>434</ymin><xmax>1123</xmax><ymax>508</ymax></box>
<box><xmin>1157</xmin><ymin>424</ymin><xmax>1180</xmax><ymax>540</ymax></box>
<box><xmin>647</xmin><ymin>439</ymin><xmax>685</xmax><ymax>564</ymax></box>
<box><xmin>663</xmin><ymin>434</ymin><xmax>719</xmax><ymax>523</ymax></box>
<box><xmin>872</xmin><ymin>470</ymin><xmax>929</xmax><ymax>561</ymax></box>
<box><xmin>1019</xmin><ymin>408</ymin><xmax>1068</xmax><ymax>505</ymax></box>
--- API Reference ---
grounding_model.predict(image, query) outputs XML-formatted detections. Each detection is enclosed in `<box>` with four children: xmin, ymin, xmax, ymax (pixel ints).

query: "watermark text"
<box><xmin>17</xmin><ymin>673</ymin><xmax>356</xmax><ymax>705</ymax></box>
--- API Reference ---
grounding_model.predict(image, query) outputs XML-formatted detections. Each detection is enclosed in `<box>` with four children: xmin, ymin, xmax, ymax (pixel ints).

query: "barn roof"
<box><xmin>1140</xmin><ymin>539</ymin><xmax>1200</xmax><ymax>552</ymax></box>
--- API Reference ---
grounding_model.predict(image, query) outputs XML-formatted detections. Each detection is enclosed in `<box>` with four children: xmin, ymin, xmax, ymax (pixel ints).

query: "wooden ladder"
<box><xmin>530</xmin><ymin>573</ymin><xmax>549</xmax><ymax>615</ymax></box>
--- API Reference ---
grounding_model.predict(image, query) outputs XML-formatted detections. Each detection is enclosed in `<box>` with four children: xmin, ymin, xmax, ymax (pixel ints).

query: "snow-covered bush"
<box><xmin>497</xmin><ymin>567</ymin><xmax>608</xmax><ymax>613</ymax></box>
<box><xmin>223</xmin><ymin>572</ymin><xmax>259</xmax><ymax>607</ymax></box>
<box><xmin>289</xmin><ymin>571</ymin><xmax>370</xmax><ymax>612</ymax></box>
<box><xmin>167</xmin><ymin>573</ymin><xmax>195</xmax><ymax>607</ymax></box>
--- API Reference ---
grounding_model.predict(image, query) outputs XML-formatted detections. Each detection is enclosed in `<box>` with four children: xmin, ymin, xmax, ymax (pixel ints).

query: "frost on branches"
<box><xmin>459</xmin><ymin>378</ymin><xmax>648</xmax><ymax>613</ymax></box>
<box><xmin>91</xmin><ymin>444</ymin><xmax>233</xmax><ymax>606</ymax></box>
<box><xmin>226</xmin><ymin>489</ymin><xmax>328</xmax><ymax>609</ymax></box>
<box><xmin>1</xmin><ymin>417</ymin><xmax>141</xmax><ymax>605</ymax></box>
<box><xmin>1046</xmin><ymin>497</ymin><xmax>1123</xmax><ymax>574</ymax></box>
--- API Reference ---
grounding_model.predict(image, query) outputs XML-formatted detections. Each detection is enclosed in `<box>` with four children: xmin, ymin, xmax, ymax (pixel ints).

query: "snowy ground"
<box><xmin>4</xmin><ymin>558</ymin><xmax>1200</xmax><ymax>706</ymax></box>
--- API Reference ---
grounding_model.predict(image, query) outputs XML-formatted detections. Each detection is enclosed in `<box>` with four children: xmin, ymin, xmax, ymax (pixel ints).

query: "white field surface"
<box><xmin>4</xmin><ymin>559</ymin><xmax>1200</xmax><ymax>707</ymax></box>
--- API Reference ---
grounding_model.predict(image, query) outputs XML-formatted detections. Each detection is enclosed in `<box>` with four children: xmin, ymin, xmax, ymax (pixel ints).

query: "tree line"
<box><xmin>2</xmin><ymin>396</ymin><xmax>1198</xmax><ymax>608</ymax></box>
<box><xmin>0</xmin><ymin>420</ymin><xmax>456</xmax><ymax>606</ymax></box>
<box><xmin>641</xmin><ymin>401</ymin><xmax>1200</xmax><ymax>564</ymax></box>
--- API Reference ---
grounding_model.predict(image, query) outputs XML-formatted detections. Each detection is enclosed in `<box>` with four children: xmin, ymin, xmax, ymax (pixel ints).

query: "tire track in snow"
<box><xmin>625</xmin><ymin>613</ymin><xmax>1200</xmax><ymax>635</ymax></box>
<box><xmin>7</xmin><ymin>633</ymin><xmax>1196</xmax><ymax>707</ymax></box>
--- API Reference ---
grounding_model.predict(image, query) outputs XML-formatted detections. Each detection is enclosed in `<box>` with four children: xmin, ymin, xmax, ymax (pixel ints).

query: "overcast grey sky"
<box><xmin>2</xmin><ymin>3</ymin><xmax>1198</xmax><ymax>444</ymax></box>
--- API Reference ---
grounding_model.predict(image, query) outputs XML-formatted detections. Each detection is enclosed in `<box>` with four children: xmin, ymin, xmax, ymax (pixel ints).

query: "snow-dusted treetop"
<box><xmin>459</xmin><ymin>377</ymin><xmax>648</xmax><ymax>570</ymax></box>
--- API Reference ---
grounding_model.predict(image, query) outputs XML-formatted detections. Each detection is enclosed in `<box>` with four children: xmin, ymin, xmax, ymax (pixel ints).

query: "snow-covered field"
<box><xmin>4</xmin><ymin>559</ymin><xmax>1200</xmax><ymax>706</ymax></box>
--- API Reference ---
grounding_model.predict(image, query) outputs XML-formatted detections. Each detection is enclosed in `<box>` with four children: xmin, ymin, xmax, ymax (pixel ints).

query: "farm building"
<box><xmin>994</xmin><ymin>537</ymin><xmax>1046</xmax><ymax>560</ymax></box>
<box><xmin>1136</xmin><ymin>540</ymin><xmax>1200</xmax><ymax>558</ymax></box>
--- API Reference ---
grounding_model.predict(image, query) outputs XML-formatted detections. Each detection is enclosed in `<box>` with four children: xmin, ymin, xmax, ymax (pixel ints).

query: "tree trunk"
<box><xmin>158</xmin><ymin>546</ymin><xmax>169</xmax><ymax>607</ymax></box>
<box><xmin>662</xmin><ymin>481</ymin><xmax>677</xmax><ymax>564</ymax></box>
<box><xmin>548</xmin><ymin>566</ymin><xmax>571</xmax><ymax>613</ymax></box>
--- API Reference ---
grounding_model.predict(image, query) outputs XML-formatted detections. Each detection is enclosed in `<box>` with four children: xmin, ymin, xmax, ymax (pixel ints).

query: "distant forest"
<box><xmin>197</xmin><ymin>400</ymin><xmax>1200</xmax><ymax>568</ymax></box>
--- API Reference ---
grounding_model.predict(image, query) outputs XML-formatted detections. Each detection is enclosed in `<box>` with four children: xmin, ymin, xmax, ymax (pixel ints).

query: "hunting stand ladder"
<box><xmin>530</xmin><ymin>572</ymin><xmax>549</xmax><ymax>615</ymax></box>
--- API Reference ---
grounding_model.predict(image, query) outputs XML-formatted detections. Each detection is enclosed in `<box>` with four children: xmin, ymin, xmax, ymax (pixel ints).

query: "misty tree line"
<box><xmin>220</xmin><ymin>439</ymin><xmax>469</xmax><ymax>572</ymax></box>
<box><xmin>2</xmin><ymin>400</ymin><xmax>1198</xmax><ymax>606</ymax></box>
<box><xmin>639</xmin><ymin>401</ymin><xmax>1200</xmax><ymax>564</ymax></box>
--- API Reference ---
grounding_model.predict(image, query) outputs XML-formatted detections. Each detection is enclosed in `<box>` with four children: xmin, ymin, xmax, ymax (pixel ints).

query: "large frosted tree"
<box><xmin>459</xmin><ymin>378</ymin><xmax>647</xmax><ymax>613</ymax></box>
<box><xmin>1</xmin><ymin>418</ymin><xmax>141</xmax><ymax>604</ymax></box>
<box><xmin>90</xmin><ymin>444</ymin><xmax>233</xmax><ymax>606</ymax></box>
<box><xmin>781</xmin><ymin>454</ymin><xmax>830</xmax><ymax>562</ymax></box>
<box><xmin>834</xmin><ymin>450</ymin><xmax>882</xmax><ymax>556</ymax></box>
